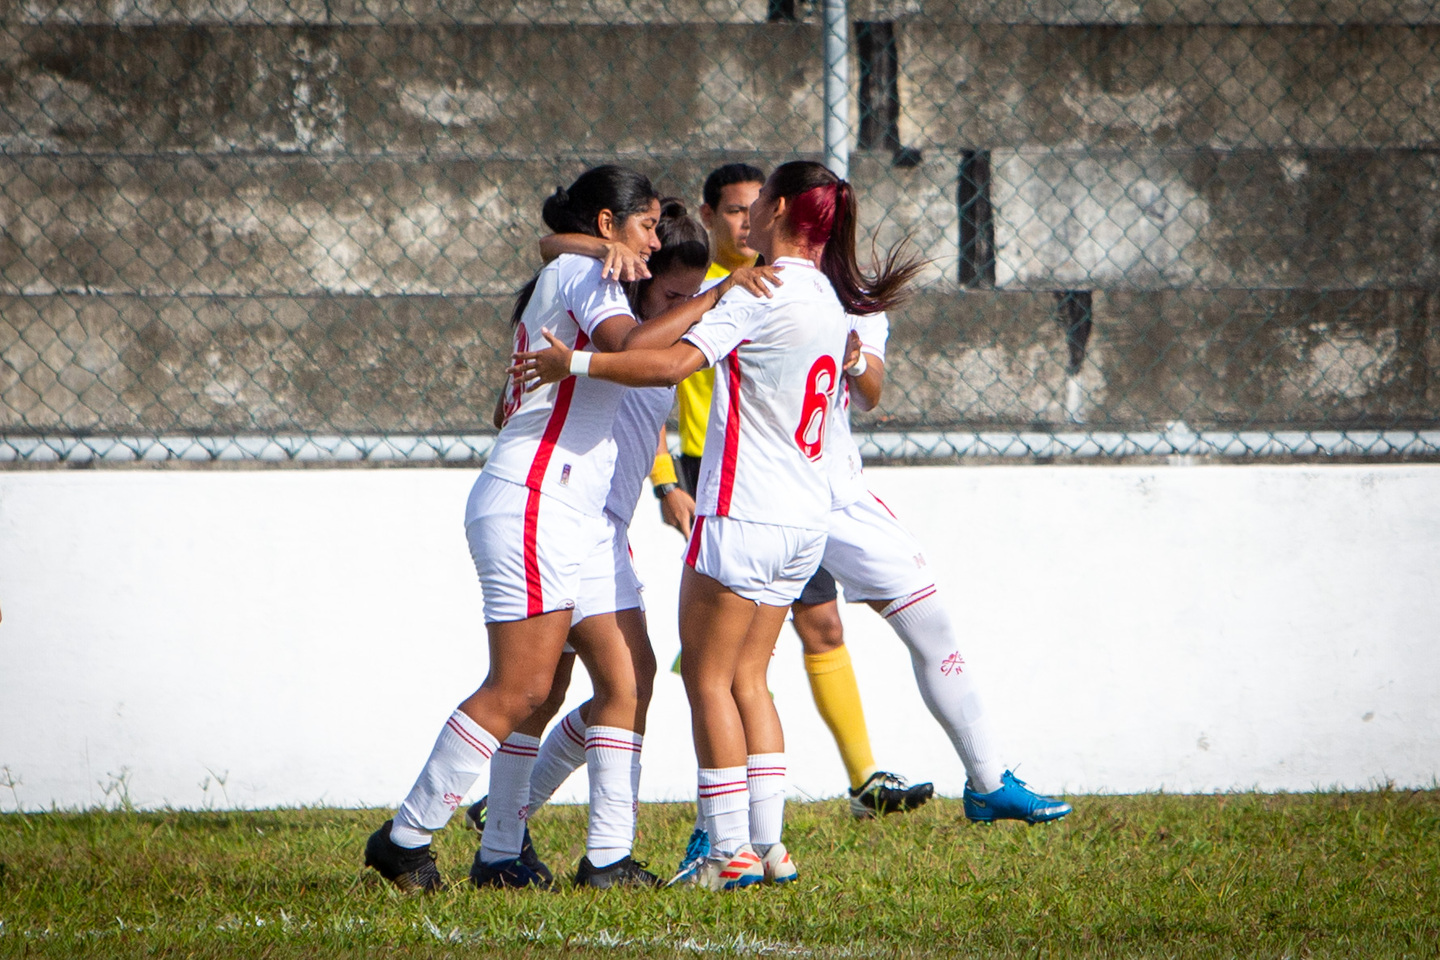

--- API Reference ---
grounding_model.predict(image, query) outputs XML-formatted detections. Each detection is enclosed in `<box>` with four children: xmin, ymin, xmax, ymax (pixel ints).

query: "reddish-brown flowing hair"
<box><xmin>766</xmin><ymin>160</ymin><xmax>921</xmax><ymax>315</ymax></box>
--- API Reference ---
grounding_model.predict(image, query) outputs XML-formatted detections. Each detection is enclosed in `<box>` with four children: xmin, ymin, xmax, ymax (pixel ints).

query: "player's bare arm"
<box><xmin>539</xmin><ymin>233</ymin><xmax>652</xmax><ymax>282</ymax></box>
<box><xmin>620</xmin><ymin>263</ymin><xmax>783</xmax><ymax>353</ymax></box>
<box><xmin>513</xmin><ymin>329</ymin><xmax>707</xmax><ymax>389</ymax></box>
<box><xmin>844</xmin><ymin>329</ymin><xmax>885</xmax><ymax>411</ymax></box>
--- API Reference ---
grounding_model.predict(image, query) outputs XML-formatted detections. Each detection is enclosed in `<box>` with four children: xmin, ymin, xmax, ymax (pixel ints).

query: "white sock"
<box><xmin>527</xmin><ymin>707</ymin><xmax>588</xmax><ymax>816</ymax></box>
<box><xmin>584</xmin><ymin>726</ymin><xmax>642</xmax><ymax>868</ymax></box>
<box><xmin>479</xmin><ymin>733</ymin><xmax>540</xmax><ymax>864</ymax></box>
<box><xmin>392</xmin><ymin>709</ymin><xmax>499</xmax><ymax>848</ymax></box>
<box><xmin>697</xmin><ymin>766</ymin><xmax>749</xmax><ymax>858</ymax></box>
<box><xmin>746</xmin><ymin>753</ymin><xmax>786</xmax><ymax>850</ymax></box>
<box><xmin>882</xmin><ymin>590</ymin><xmax>1006</xmax><ymax>794</ymax></box>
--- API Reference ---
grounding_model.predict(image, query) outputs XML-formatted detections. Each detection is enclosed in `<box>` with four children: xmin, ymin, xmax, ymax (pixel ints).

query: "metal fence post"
<box><xmin>823</xmin><ymin>0</ymin><xmax>849</xmax><ymax>180</ymax></box>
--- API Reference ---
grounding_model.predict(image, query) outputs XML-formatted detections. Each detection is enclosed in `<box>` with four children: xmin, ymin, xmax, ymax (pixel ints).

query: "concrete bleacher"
<box><xmin>1</xmin><ymin>4</ymin><xmax>1436</xmax><ymax>443</ymax></box>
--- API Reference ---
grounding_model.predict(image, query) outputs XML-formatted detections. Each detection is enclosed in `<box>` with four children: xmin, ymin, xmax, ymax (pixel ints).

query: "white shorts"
<box><xmin>822</xmin><ymin>492</ymin><xmax>935</xmax><ymax>603</ymax></box>
<box><xmin>684</xmin><ymin>514</ymin><xmax>826</xmax><ymax>606</ymax></box>
<box><xmin>465</xmin><ymin>474</ymin><xmax>611</xmax><ymax>624</ymax></box>
<box><xmin>571</xmin><ymin>509</ymin><xmax>644</xmax><ymax>625</ymax></box>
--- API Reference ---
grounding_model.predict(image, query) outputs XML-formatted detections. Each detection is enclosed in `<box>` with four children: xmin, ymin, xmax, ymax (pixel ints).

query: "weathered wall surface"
<box><xmin>2</xmin><ymin>8</ymin><xmax>1438</xmax><ymax>441</ymax></box>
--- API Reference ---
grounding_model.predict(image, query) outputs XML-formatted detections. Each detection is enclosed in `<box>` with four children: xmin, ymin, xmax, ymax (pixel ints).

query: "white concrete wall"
<box><xmin>1</xmin><ymin>463</ymin><xmax>1436</xmax><ymax>812</ymax></box>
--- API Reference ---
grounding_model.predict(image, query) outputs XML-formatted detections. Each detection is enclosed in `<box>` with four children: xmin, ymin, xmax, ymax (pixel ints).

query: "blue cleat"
<box><xmin>963</xmin><ymin>770</ymin><xmax>1072</xmax><ymax>824</ymax></box>
<box><xmin>665</xmin><ymin>828</ymin><xmax>712</xmax><ymax>887</ymax></box>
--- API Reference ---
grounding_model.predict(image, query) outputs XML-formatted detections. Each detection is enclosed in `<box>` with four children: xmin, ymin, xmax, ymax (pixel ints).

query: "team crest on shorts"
<box><xmin>560</xmin><ymin>464</ymin><xmax>572</xmax><ymax>485</ymax></box>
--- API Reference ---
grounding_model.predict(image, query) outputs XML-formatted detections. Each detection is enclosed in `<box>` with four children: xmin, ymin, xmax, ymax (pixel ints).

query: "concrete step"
<box><xmin>8</xmin><ymin>0</ymin><xmax>1436</xmax><ymax>26</ymax></box>
<box><xmin>4</xmin><ymin>288</ymin><xmax>1434</xmax><ymax>436</ymax></box>
<box><xmin>6</xmin><ymin>24</ymin><xmax>1439</xmax><ymax>156</ymax></box>
<box><xmin>2</xmin><ymin>148</ymin><xmax>1436</xmax><ymax>296</ymax></box>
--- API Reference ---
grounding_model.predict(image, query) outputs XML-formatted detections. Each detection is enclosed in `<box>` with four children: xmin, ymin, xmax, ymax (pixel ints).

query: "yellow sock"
<box><xmin>803</xmin><ymin>646</ymin><xmax>878</xmax><ymax>791</ymax></box>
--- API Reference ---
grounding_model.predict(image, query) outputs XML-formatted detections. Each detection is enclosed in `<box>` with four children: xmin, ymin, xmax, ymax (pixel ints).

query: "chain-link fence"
<box><xmin>3</xmin><ymin>1</ymin><xmax>1439</xmax><ymax>464</ymax></box>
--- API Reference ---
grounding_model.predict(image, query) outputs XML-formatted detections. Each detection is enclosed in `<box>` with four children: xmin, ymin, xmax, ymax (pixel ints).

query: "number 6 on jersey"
<box><xmin>794</xmin><ymin>355</ymin><xmax>838</xmax><ymax>461</ymax></box>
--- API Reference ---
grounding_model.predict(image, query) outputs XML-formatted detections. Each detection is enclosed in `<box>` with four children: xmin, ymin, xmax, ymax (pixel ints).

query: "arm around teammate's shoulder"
<box><xmin>513</xmin><ymin>329</ymin><xmax>708</xmax><ymax>389</ymax></box>
<box><xmin>621</xmin><ymin>263</ymin><xmax>784</xmax><ymax>352</ymax></box>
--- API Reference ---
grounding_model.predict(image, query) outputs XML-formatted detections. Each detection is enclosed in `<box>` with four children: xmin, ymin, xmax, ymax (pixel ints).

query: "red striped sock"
<box><xmin>392</xmin><ymin>709</ymin><xmax>498</xmax><ymax>847</ymax></box>
<box><xmin>746</xmin><ymin>753</ymin><xmax>786</xmax><ymax>849</ymax></box>
<box><xmin>585</xmin><ymin>725</ymin><xmax>643</xmax><ymax>868</ymax></box>
<box><xmin>698</xmin><ymin>766</ymin><xmax>749</xmax><ymax>858</ymax></box>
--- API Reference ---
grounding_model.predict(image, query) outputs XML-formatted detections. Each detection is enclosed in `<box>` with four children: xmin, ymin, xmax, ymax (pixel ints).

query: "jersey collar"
<box><xmin>771</xmin><ymin>256</ymin><xmax>819</xmax><ymax>269</ymax></box>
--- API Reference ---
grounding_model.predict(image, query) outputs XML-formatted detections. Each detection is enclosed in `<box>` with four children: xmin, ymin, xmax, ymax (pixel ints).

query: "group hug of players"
<box><xmin>364</xmin><ymin>160</ymin><xmax>1072</xmax><ymax>894</ymax></box>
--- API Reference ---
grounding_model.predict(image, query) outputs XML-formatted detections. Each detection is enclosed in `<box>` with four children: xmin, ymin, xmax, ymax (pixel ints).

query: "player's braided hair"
<box><xmin>511</xmin><ymin>165</ymin><xmax>660</xmax><ymax>325</ymax></box>
<box><xmin>766</xmin><ymin>160</ymin><xmax>922</xmax><ymax>316</ymax></box>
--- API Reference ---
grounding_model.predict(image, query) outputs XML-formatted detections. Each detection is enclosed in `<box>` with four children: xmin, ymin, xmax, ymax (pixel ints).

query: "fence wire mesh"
<box><xmin>3</xmin><ymin>1</ymin><xmax>1440</xmax><ymax>464</ymax></box>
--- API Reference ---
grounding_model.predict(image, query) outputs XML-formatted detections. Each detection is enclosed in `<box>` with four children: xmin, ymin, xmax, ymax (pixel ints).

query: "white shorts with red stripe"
<box><xmin>684</xmin><ymin>514</ymin><xmax>826</xmax><ymax>606</ymax></box>
<box><xmin>821</xmin><ymin>492</ymin><xmax>935</xmax><ymax>603</ymax></box>
<box><xmin>571</xmin><ymin>509</ymin><xmax>644</xmax><ymax>624</ymax></box>
<box><xmin>465</xmin><ymin>473</ymin><xmax>610</xmax><ymax>624</ymax></box>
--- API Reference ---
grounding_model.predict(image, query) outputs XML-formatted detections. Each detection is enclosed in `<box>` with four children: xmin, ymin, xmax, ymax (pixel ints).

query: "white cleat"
<box><xmin>760</xmin><ymin>842</ymin><xmax>797</xmax><ymax>884</ymax></box>
<box><xmin>684</xmin><ymin>843</ymin><xmax>765</xmax><ymax>891</ymax></box>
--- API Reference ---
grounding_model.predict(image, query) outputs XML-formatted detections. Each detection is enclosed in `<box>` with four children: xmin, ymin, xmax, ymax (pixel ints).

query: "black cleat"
<box><xmin>465</xmin><ymin>797</ymin><xmax>487</xmax><ymax>836</ymax></box>
<box><xmin>518</xmin><ymin>828</ymin><xmax>554</xmax><ymax>886</ymax></box>
<box><xmin>469</xmin><ymin>848</ymin><xmax>555</xmax><ymax>890</ymax></box>
<box><xmin>574</xmin><ymin>854</ymin><xmax>662</xmax><ymax>889</ymax></box>
<box><xmin>848</xmin><ymin>771</ymin><xmax>935</xmax><ymax>819</ymax></box>
<box><xmin>364</xmin><ymin>819</ymin><xmax>444</xmax><ymax>893</ymax></box>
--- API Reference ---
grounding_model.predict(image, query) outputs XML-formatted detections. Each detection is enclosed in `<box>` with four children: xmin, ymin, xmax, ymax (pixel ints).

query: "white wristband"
<box><xmin>846</xmin><ymin>352</ymin><xmax>868</xmax><ymax>377</ymax></box>
<box><xmin>569</xmin><ymin>351</ymin><xmax>592</xmax><ymax>377</ymax></box>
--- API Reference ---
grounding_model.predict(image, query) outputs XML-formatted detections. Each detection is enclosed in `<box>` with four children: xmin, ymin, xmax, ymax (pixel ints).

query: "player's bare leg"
<box><xmin>366</xmin><ymin>611</ymin><xmax>571</xmax><ymax>892</ymax></box>
<box><xmin>470</xmin><ymin>650</ymin><xmax>577</xmax><ymax>885</ymax></box>
<box><xmin>676</xmin><ymin>566</ymin><xmax>779</xmax><ymax>889</ymax></box>
<box><xmin>731</xmin><ymin>602</ymin><xmax>793</xmax><ymax>881</ymax></box>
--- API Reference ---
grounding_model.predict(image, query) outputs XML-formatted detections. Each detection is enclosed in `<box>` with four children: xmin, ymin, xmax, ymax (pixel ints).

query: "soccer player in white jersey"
<box><xmin>471</xmin><ymin>202</ymin><xmax>739</xmax><ymax>889</ymax></box>
<box><xmin>821</xmin><ymin>310</ymin><xmax>1074</xmax><ymax>826</ymax></box>
<box><xmin>513</xmin><ymin>160</ymin><xmax>922</xmax><ymax>891</ymax></box>
<box><xmin>363</xmin><ymin>165</ymin><xmax>673</xmax><ymax>894</ymax></box>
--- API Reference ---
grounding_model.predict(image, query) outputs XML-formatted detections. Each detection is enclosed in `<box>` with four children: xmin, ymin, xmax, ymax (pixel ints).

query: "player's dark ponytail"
<box><xmin>512</xmin><ymin>165</ymin><xmax>661</xmax><ymax>325</ymax></box>
<box><xmin>766</xmin><ymin>160</ymin><xmax>922</xmax><ymax>316</ymax></box>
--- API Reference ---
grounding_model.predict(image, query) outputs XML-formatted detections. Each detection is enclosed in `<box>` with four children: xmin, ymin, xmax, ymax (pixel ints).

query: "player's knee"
<box><xmin>796</xmin><ymin>609</ymin><xmax>846</xmax><ymax>655</ymax></box>
<box><xmin>730</xmin><ymin>670</ymin><xmax>770</xmax><ymax>705</ymax></box>
<box><xmin>634</xmin><ymin>660</ymin><xmax>656</xmax><ymax>710</ymax></box>
<box><xmin>531</xmin><ymin>683</ymin><xmax>568</xmax><ymax>725</ymax></box>
<box><xmin>504</xmin><ymin>675</ymin><xmax>560</xmax><ymax>722</ymax></box>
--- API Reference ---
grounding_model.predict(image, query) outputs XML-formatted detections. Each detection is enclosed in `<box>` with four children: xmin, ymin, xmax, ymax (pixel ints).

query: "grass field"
<box><xmin>2</xmin><ymin>791</ymin><xmax>1437</xmax><ymax>959</ymax></box>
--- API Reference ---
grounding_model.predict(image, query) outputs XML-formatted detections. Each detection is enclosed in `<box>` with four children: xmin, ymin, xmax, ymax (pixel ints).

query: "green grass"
<box><xmin>2</xmin><ymin>792</ymin><xmax>1438</xmax><ymax>959</ymax></box>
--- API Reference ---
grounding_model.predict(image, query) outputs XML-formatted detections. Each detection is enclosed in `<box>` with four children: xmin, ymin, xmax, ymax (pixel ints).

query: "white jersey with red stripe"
<box><xmin>604</xmin><ymin>384</ymin><xmax>676</xmax><ymax>527</ymax></box>
<box><xmin>682</xmin><ymin>257</ymin><xmax>849</xmax><ymax>532</ymax></box>
<box><xmin>828</xmin><ymin>311</ymin><xmax>890</xmax><ymax>510</ymax></box>
<box><xmin>481</xmin><ymin>254</ymin><xmax>634</xmax><ymax>518</ymax></box>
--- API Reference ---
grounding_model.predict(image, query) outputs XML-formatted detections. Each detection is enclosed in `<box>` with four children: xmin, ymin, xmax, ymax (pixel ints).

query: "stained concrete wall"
<box><xmin>2</xmin><ymin>10</ymin><xmax>1439</xmax><ymax>440</ymax></box>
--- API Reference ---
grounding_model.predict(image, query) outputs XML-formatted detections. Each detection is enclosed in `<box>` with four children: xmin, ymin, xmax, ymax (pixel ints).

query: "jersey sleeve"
<box><xmin>561</xmin><ymin>256</ymin><xmax>634</xmax><ymax>337</ymax></box>
<box><xmin>682</xmin><ymin>292</ymin><xmax>762</xmax><ymax>367</ymax></box>
<box><xmin>849</xmin><ymin>311</ymin><xmax>890</xmax><ymax>362</ymax></box>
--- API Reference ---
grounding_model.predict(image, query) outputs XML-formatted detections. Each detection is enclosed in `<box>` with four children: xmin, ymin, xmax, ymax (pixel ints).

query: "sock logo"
<box><xmin>940</xmin><ymin>652</ymin><xmax>965</xmax><ymax>676</ymax></box>
<box><xmin>443</xmin><ymin>792</ymin><xmax>464</xmax><ymax>811</ymax></box>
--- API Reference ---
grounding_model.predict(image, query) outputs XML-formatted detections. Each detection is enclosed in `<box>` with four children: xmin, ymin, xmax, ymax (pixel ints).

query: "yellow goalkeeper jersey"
<box><xmin>675</xmin><ymin>261</ymin><xmax>731</xmax><ymax>457</ymax></box>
